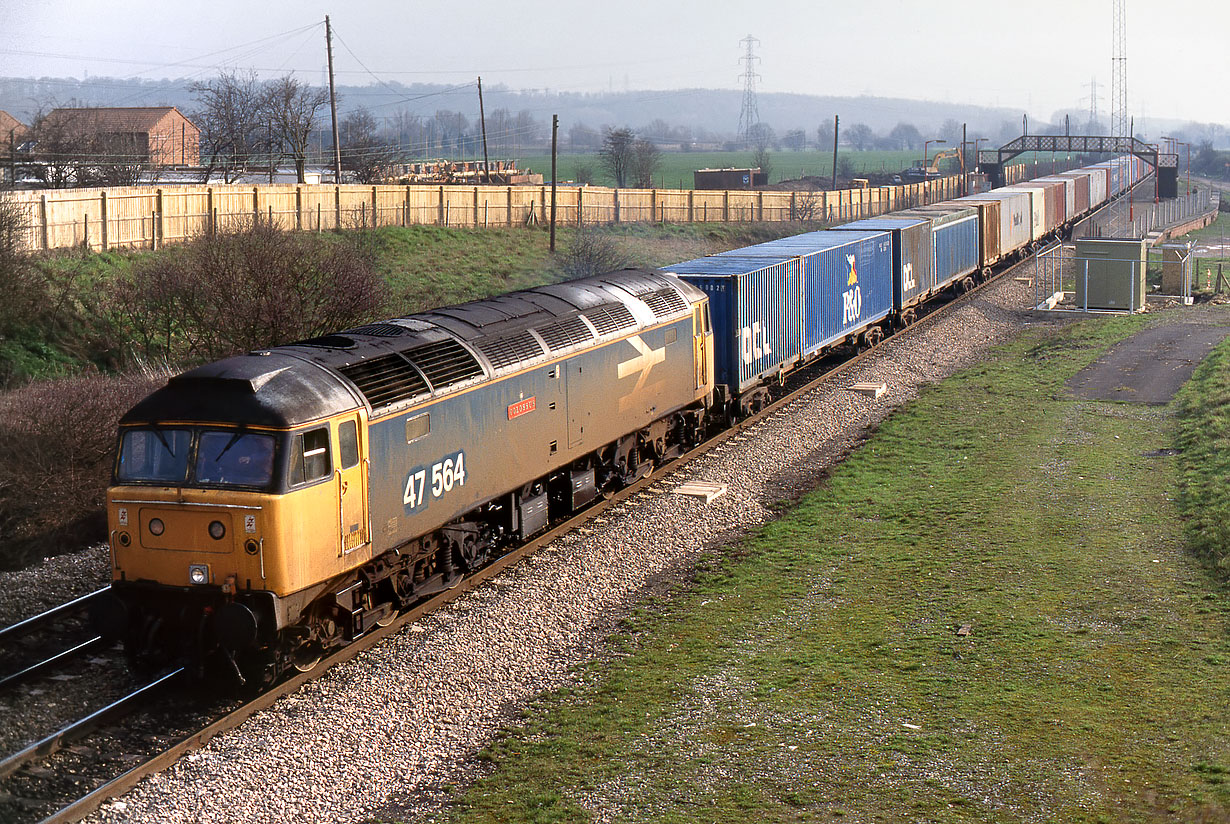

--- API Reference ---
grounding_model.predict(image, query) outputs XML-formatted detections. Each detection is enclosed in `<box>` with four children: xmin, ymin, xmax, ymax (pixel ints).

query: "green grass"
<box><xmin>518</xmin><ymin>150</ymin><xmax>923</xmax><ymax>188</ymax></box>
<box><xmin>1175</xmin><ymin>335</ymin><xmax>1230</xmax><ymax>572</ymax></box>
<box><xmin>435</xmin><ymin>309</ymin><xmax>1230</xmax><ymax>824</ymax></box>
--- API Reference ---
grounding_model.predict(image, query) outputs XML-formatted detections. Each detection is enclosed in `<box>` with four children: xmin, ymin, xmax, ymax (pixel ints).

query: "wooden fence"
<box><xmin>7</xmin><ymin>176</ymin><xmax>968</xmax><ymax>254</ymax></box>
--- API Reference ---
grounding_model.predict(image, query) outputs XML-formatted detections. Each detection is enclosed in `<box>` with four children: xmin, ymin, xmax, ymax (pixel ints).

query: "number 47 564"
<box><xmin>404</xmin><ymin>451</ymin><xmax>467</xmax><ymax>509</ymax></box>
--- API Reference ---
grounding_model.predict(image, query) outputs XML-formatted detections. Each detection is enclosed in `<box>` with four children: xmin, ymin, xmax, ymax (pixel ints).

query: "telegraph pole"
<box><xmin>478</xmin><ymin>76</ymin><xmax>491</xmax><ymax>184</ymax></box>
<box><xmin>831</xmin><ymin>115</ymin><xmax>839</xmax><ymax>191</ymax></box>
<box><xmin>325</xmin><ymin>15</ymin><xmax>342</xmax><ymax>183</ymax></box>
<box><xmin>550</xmin><ymin>114</ymin><xmax>558</xmax><ymax>252</ymax></box>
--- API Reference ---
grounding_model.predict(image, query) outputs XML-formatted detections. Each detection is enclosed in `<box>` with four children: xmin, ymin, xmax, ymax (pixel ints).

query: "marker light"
<box><xmin>149</xmin><ymin>518</ymin><xmax>165</xmax><ymax>536</ymax></box>
<box><xmin>208</xmin><ymin>520</ymin><xmax>226</xmax><ymax>540</ymax></box>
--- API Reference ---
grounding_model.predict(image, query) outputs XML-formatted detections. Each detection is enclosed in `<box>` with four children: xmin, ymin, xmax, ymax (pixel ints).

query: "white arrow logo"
<box><xmin>617</xmin><ymin>335</ymin><xmax>666</xmax><ymax>408</ymax></box>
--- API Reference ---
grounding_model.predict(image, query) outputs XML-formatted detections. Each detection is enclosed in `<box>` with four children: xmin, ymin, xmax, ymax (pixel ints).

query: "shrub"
<box><xmin>0</xmin><ymin>370</ymin><xmax>168</xmax><ymax>569</ymax></box>
<box><xmin>554</xmin><ymin>228</ymin><xmax>630</xmax><ymax>281</ymax></box>
<box><xmin>111</xmin><ymin>219</ymin><xmax>386</xmax><ymax>364</ymax></box>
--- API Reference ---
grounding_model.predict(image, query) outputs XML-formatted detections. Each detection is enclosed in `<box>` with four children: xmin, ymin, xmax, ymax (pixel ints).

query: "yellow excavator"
<box><xmin>901</xmin><ymin>148</ymin><xmax>960</xmax><ymax>182</ymax></box>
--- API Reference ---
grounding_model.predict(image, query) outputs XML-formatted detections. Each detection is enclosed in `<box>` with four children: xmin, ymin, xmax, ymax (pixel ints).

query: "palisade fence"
<box><xmin>7</xmin><ymin>175</ymin><xmax>967</xmax><ymax>254</ymax></box>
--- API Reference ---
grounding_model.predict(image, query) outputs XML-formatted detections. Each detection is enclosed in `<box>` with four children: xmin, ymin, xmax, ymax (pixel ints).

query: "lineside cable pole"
<box><xmin>550</xmin><ymin>114</ymin><xmax>558</xmax><ymax>252</ymax></box>
<box><xmin>325</xmin><ymin>15</ymin><xmax>342</xmax><ymax>183</ymax></box>
<box><xmin>478</xmin><ymin>76</ymin><xmax>490</xmax><ymax>184</ymax></box>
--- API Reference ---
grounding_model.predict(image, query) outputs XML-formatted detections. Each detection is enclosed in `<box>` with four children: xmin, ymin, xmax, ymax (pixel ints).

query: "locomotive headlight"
<box><xmin>148</xmin><ymin>518</ymin><xmax>165</xmax><ymax>536</ymax></box>
<box><xmin>189</xmin><ymin>564</ymin><xmax>209</xmax><ymax>585</ymax></box>
<box><xmin>208</xmin><ymin>520</ymin><xmax>226</xmax><ymax>540</ymax></box>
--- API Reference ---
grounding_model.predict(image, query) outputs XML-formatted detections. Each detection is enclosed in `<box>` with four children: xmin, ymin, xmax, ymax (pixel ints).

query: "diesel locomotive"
<box><xmin>94</xmin><ymin>269</ymin><xmax>713</xmax><ymax>685</ymax></box>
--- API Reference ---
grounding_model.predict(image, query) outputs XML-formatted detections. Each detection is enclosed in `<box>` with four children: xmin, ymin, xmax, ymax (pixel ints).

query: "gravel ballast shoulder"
<box><xmin>85</xmin><ymin>276</ymin><xmax>1069</xmax><ymax>823</ymax></box>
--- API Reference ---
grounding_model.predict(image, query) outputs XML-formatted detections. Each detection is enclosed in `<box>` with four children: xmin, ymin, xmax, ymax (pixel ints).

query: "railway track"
<box><xmin>0</xmin><ymin>588</ymin><xmax>112</xmax><ymax>692</ymax></box>
<box><xmin>0</xmin><ymin>254</ymin><xmax>1026</xmax><ymax>823</ymax></box>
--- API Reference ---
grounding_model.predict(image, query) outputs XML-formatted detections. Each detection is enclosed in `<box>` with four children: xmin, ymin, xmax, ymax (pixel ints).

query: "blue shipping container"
<box><xmin>664</xmin><ymin>230</ymin><xmax>893</xmax><ymax>392</ymax></box>
<box><xmin>893</xmin><ymin>207</ymin><xmax>981</xmax><ymax>290</ymax></box>
<box><xmin>837</xmin><ymin>217</ymin><xmax>931</xmax><ymax>314</ymax></box>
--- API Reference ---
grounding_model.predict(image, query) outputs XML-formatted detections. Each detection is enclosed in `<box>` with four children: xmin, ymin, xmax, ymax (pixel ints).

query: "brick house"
<box><xmin>41</xmin><ymin>106</ymin><xmax>199</xmax><ymax>166</ymax></box>
<box><xmin>0</xmin><ymin>110</ymin><xmax>27</xmax><ymax>145</ymax></box>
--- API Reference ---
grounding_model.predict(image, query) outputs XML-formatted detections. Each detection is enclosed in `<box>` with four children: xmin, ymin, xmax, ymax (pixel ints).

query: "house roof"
<box><xmin>42</xmin><ymin>106</ymin><xmax>197</xmax><ymax>134</ymax></box>
<box><xmin>0</xmin><ymin>110</ymin><xmax>27</xmax><ymax>138</ymax></box>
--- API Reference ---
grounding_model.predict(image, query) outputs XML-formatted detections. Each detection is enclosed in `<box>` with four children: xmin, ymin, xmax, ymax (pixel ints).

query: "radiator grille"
<box><xmin>583</xmin><ymin>303</ymin><xmax>637</xmax><ymax>336</ymax></box>
<box><xmin>346</xmin><ymin>323</ymin><xmax>413</xmax><ymax>337</ymax></box>
<box><xmin>403</xmin><ymin>338</ymin><xmax>485</xmax><ymax>389</ymax></box>
<box><xmin>641</xmin><ymin>288</ymin><xmax>688</xmax><ymax>318</ymax></box>
<box><xmin>338</xmin><ymin>353</ymin><xmax>428</xmax><ymax>408</ymax></box>
<box><xmin>476</xmin><ymin>331</ymin><xmax>545</xmax><ymax>370</ymax></box>
<box><xmin>535</xmin><ymin>316</ymin><xmax>594</xmax><ymax>352</ymax></box>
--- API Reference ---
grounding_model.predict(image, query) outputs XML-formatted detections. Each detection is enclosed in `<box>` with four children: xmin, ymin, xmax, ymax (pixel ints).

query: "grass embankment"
<box><xmin>439</xmin><ymin>312</ymin><xmax>1230</xmax><ymax>823</ymax></box>
<box><xmin>1176</xmin><ymin>335</ymin><xmax>1230</xmax><ymax>572</ymax></box>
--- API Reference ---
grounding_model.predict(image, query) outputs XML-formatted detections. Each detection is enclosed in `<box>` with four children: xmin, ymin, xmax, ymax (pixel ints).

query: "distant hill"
<box><xmin>1</xmin><ymin>75</ymin><xmax>1223</xmax><ymax>148</ymax></box>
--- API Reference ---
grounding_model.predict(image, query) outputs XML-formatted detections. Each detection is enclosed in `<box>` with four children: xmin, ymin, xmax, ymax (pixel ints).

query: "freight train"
<box><xmin>92</xmin><ymin>155</ymin><xmax>1148</xmax><ymax>685</ymax></box>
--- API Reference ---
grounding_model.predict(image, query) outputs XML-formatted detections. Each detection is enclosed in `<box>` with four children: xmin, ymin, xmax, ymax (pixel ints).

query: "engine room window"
<box><xmin>665</xmin><ymin>328</ymin><xmax>678</xmax><ymax>345</ymax></box>
<box><xmin>117</xmin><ymin>429</ymin><xmax>191</xmax><ymax>484</ymax></box>
<box><xmin>195</xmin><ymin>431</ymin><xmax>275</xmax><ymax>487</ymax></box>
<box><xmin>405</xmin><ymin>413</ymin><xmax>429</xmax><ymax>443</ymax></box>
<box><xmin>339</xmin><ymin>420</ymin><xmax>359</xmax><ymax>469</ymax></box>
<box><xmin>289</xmin><ymin>428</ymin><xmax>332</xmax><ymax>486</ymax></box>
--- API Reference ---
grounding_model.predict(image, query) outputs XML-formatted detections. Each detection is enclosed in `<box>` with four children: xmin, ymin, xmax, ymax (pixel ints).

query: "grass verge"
<box><xmin>435</xmin><ymin>310</ymin><xmax>1230</xmax><ymax>824</ymax></box>
<box><xmin>1175</xmin><ymin>335</ymin><xmax>1230</xmax><ymax>573</ymax></box>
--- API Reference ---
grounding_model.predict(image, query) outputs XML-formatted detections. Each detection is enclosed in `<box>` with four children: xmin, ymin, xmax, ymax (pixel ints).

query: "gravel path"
<box><xmin>71</xmin><ymin>275</ymin><xmax>1066</xmax><ymax>823</ymax></box>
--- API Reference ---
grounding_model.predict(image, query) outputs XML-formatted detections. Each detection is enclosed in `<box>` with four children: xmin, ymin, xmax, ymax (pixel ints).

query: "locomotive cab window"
<box><xmin>195</xmin><ymin>431</ymin><xmax>276</xmax><ymax>487</ymax></box>
<box><xmin>117</xmin><ymin>429</ymin><xmax>192</xmax><ymax>484</ymax></box>
<box><xmin>338</xmin><ymin>420</ymin><xmax>360</xmax><ymax>469</ymax></box>
<box><xmin>289</xmin><ymin>428</ymin><xmax>332</xmax><ymax>486</ymax></box>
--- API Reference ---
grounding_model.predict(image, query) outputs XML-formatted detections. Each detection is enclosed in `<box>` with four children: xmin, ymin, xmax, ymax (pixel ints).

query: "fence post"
<box><xmin>723</xmin><ymin>190</ymin><xmax>729</xmax><ymax>222</ymax></box>
<box><xmin>317</xmin><ymin>202</ymin><xmax>322</xmax><ymax>233</ymax></box>
<box><xmin>506</xmin><ymin>186</ymin><xmax>513</xmax><ymax>227</ymax></box>
<box><xmin>404</xmin><ymin>185</ymin><xmax>410</xmax><ymax>227</ymax></box>
<box><xmin>252</xmin><ymin>187</ymin><xmax>259</xmax><ymax>223</ymax></box>
<box><xmin>334</xmin><ymin>186</ymin><xmax>342</xmax><ymax>229</ymax></box>
<box><xmin>757</xmin><ymin>190</ymin><xmax>764</xmax><ymax>222</ymax></box>
<box><xmin>578</xmin><ymin>187</ymin><xmax>584</xmax><ymax>227</ymax></box>
<box><xmin>438</xmin><ymin>186</ymin><xmax>445</xmax><ymax>225</ymax></box>
<box><xmin>688</xmin><ymin>190</ymin><xmax>695</xmax><ymax>223</ymax></box>
<box><xmin>650</xmin><ymin>189</ymin><xmax>657</xmax><ymax>225</ymax></box>
<box><xmin>296</xmin><ymin>186</ymin><xmax>303</xmax><ymax>231</ymax></box>
<box><xmin>40</xmin><ymin>194</ymin><xmax>49</xmax><ymax>250</ymax></box>
<box><xmin>206</xmin><ymin>187</ymin><xmax>214</xmax><ymax>235</ymax></box>
<box><xmin>614</xmin><ymin>189</ymin><xmax>620</xmax><ymax>224</ymax></box>
<box><xmin>790</xmin><ymin>191</ymin><xmax>797</xmax><ymax>221</ymax></box>
<box><xmin>156</xmin><ymin>189</ymin><xmax>165</xmax><ymax>248</ymax></box>
<box><xmin>99</xmin><ymin>191</ymin><xmax>108</xmax><ymax>250</ymax></box>
<box><xmin>372</xmin><ymin>186</ymin><xmax>379</xmax><ymax>228</ymax></box>
<box><xmin>473</xmin><ymin>186</ymin><xmax>479</xmax><ymax>228</ymax></box>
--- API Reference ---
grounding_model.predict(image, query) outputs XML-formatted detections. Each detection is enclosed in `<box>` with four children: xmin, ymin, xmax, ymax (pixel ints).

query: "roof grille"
<box><xmin>476</xmin><ymin>331</ymin><xmax>545</xmax><ymax>370</ymax></box>
<box><xmin>536</xmin><ymin>316</ymin><xmax>594</xmax><ymax>352</ymax></box>
<box><xmin>338</xmin><ymin>353</ymin><xmax>428</xmax><ymax>409</ymax></box>
<box><xmin>641</xmin><ymin>288</ymin><xmax>688</xmax><ymax>318</ymax></box>
<box><xmin>583</xmin><ymin>303</ymin><xmax>637</xmax><ymax>336</ymax></box>
<box><xmin>346</xmin><ymin>322</ymin><xmax>413</xmax><ymax>337</ymax></box>
<box><xmin>403</xmin><ymin>338</ymin><xmax>485</xmax><ymax>390</ymax></box>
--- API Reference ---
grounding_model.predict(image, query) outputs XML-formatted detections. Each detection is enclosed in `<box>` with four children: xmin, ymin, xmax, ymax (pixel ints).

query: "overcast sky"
<box><xmin>1</xmin><ymin>0</ymin><xmax>1226</xmax><ymax>128</ymax></box>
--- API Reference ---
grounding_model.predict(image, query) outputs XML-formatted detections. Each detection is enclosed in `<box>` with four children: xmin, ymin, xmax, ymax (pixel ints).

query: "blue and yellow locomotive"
<box><xmin>94</xmin><ymin>269</ymin><xmax>713</xmax><ymax>685</ymax></box>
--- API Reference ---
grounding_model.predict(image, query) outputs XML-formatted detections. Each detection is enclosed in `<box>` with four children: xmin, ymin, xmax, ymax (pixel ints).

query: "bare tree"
<box><xmin>340</xmin><ymin>106</ymin><xmax>390</xmax><ymax>183</ymax></box>
<box><xmin>599</xmin><ymin>127</ymin><xmax>636</xmax><ymax>187</ymax></box>
<box><xmin>845</xmin><ymin>122</ymin><xmax>875</xmax><ymax>151</ymax></box>
<box><xmin>632</xmin><ymin>138</ymin><xmax>660</xmax><ymax>188</ymax></box>
<box><xmin>190</xmin><ymin>70</ymin><xmax>266</xmax><ymax>183</ymax></box>
<box><xmin>264</xmin><ymin>75</ymin><xmax>330</xmax><ymax>184</ymax></box>
<box><xmin>752</xmin><ymin>144</ymin><xmax>772</xmax><ymax>184</ymax></box>
<box><xmin>25</xmin><ymin>103</ymin><xmax>90</xmax><ymax>188</ymax></box>
<box><xmin>887</xmin><ymin>122</ymin><xmax>922</xmax><ymax>151</ymax></box>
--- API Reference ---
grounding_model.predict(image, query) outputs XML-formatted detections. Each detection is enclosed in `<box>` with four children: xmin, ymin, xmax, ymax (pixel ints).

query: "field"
<box><xmin>516</xmin><ymin>149</ymin><xmax>1083</xmax><ymax>189</ymax></box>
<box><xmin>436</xmin><ymin>309</ymin><xmax>1230</xmax><ymax>823</ymax></box>
<box><xmin>517</xmin><ymin>150</ymin><xmax>921</xmax><ymax>189</ymax></box>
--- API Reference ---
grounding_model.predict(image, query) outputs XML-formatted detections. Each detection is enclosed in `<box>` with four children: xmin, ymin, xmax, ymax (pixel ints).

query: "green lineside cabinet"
<box><xmin>1073</xmin><ymin>237</ymin><xmax>1147</xmax><ymax>312</ymax></box>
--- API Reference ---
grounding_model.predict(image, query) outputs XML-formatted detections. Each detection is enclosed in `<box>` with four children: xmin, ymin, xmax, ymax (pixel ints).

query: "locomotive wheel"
<box><xmin>292</xmin><ymin>641</ymin><xmax>323</xmax><ymax>673</ymax></box>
